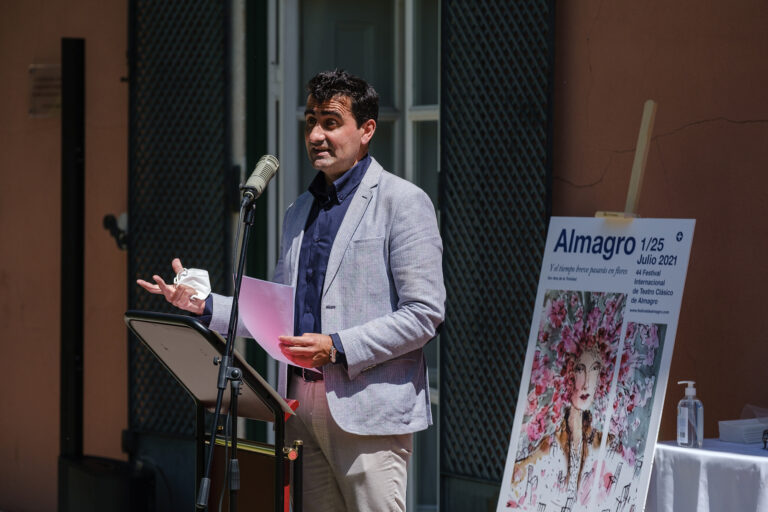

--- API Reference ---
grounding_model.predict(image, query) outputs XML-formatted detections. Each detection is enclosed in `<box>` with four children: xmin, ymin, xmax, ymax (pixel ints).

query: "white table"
<box><xmin>646</xmin><ymin>439</ymin><xmax>768</xmax><ymax>512</ymax></box>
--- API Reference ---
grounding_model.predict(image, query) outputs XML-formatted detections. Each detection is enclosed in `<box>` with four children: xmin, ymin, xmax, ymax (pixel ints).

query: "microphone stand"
<box><xmin>195</xmin><ymin>193</ymin><xmax>264</xmax><ymax>512</ymax></box>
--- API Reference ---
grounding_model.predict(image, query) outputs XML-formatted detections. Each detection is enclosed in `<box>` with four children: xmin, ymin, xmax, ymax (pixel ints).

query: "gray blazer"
<box><xmin>210</xmin><ymin>157</ymin><xmax>445</xmax><ymax>435</ymax></box>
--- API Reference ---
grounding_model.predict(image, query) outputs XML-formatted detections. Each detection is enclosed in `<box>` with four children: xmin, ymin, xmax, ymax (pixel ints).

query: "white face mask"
<box><xmin>173</xmin><ymin>267</ymin><xmax>211</xmax><ymax>301</ymax></box>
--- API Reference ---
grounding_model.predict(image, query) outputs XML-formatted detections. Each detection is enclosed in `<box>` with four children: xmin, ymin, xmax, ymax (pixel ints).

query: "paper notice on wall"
<box><xmin>238</xmin><ymin>276</ymin><xmax>298</xmax><ymax>367</ymax></box>
<box><xmin>497</xmin><ymin>217</ymin><xmax>695</xmax><ymax>512</ymax></box>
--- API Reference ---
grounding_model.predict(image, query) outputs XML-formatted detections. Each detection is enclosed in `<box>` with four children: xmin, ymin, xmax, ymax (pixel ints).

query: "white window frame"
<box><xmin>267</xmin><ymin>1</ymin><xmax>440</xmax><ymax>508</ymax></box>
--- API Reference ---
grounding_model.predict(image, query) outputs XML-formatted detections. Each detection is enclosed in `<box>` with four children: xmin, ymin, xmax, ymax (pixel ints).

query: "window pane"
<box><xmin>414</xmin><ymin>402</ymin><xmax>439</xmax><ymax>508</ymax></box>
<box><xmin>300</xmin><ymin>0</ymin><xmax>395</xmax><ymax>107</ymax></box>
<box><xmin>370</xmin><ymin>121</ymin><xmax>396</xmax><ymax>175</ymax></box>
<box><xmin>413</xmin><ymin>0</ymin><xmax>439</xmax><ymax>105</ymax></box>
<box><xmin>297</xmin><ymin>123</ymin><xmax>315</xmax><ymax>194</ymax></box>
<box><xmin>413</xmin><ymin>121</ymin><xmax>439</xmax><ymax>206</ymax></box>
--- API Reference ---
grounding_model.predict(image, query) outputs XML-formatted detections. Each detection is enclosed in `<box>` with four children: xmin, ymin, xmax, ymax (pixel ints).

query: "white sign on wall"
<box><xmin>498</xmin><ymin>217</ymin><xmax>695</xmax><ymax>512</ymax></box>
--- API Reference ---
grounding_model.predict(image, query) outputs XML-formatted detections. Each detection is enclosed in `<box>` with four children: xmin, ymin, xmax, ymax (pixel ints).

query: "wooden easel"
<box><xmin>595</xmin><ymin>99</ymin><xmax>658</xmax><ymax>219</ymax></box>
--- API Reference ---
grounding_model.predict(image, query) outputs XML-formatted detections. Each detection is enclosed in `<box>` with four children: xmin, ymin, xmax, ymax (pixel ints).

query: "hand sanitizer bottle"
<box><xmin>676</xmin><ymin>380</ymin><xmax>703</xmax><ymax>448</ymax></box>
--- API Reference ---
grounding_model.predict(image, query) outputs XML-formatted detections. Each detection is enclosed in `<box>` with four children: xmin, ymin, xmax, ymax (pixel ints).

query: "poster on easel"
<box><xmin>498</xmin><ymin>216</ymin><xmax>695</xmax><ymax>512</ymax></box>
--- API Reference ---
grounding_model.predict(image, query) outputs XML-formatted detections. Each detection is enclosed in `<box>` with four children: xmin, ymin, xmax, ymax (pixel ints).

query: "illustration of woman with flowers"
<box><xmin>506</xmin><ymin>290</ymin><xmax>625</xmax><ymax>509</ymax></box>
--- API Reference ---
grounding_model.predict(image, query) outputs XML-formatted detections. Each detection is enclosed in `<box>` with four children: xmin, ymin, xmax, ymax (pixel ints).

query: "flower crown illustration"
<box><xmin>519</xmin><ymin>290</ymin><xmax>662</xmax><ymax>468</ymax></box>
<box><xmin>518</xmin><ymin>290</ymin><xmax>624</xmax><ymax>459</ymax></box>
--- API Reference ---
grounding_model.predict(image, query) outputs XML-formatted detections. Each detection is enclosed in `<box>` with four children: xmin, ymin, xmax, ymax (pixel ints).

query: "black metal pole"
<box><xmin>60</xmin><ymin>36</ymin><xmax>85</xmax><ymax>459</ymax></box>
<box><xmin>274</xmin><ymin>413</ymin><xmax>285</xmax><ymax>512</ymax></box>
<box><xmin>58</xmin><ymin>35</ymin><xmax>86</xmax><ymax>512</ymax></box>
<box><xmin>228</xmin><ymin>378</ymin><xmax>241</xmax><ymax>512</ymax></box>
<box><xmin>293</xmin><ymin>440</ymin><xmax>303</xmax><ymax>512</ymax></box>
<box><xmin>196</xmin><ymin>199</ymin><xmax>255</xmax><ymax>510</ymax></box>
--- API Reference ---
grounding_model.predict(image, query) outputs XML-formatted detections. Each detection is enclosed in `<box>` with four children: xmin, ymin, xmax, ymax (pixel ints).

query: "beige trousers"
<box><xmin>286</xmin><ymin>373</ymin><xmax>413</xmax><ymax>512</ymax></box>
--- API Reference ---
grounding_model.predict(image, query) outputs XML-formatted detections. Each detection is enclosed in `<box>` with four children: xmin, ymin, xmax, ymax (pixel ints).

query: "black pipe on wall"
<box><xmin>59</xmin><ymin>36</ymin><xmax>85</xmax><ymax>459</ymax></box>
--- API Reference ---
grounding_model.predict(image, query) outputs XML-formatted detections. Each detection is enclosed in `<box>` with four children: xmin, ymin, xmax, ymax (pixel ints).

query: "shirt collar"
<box><xmin>308</xmin><ymin>154</ymin><xmax>372</xmax><ymax>205</ymax></box>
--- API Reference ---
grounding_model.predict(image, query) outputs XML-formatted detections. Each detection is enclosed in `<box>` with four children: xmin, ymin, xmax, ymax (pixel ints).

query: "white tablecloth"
<box><xmin>646</xmin><ymin>439</ymin><xmax>768</xmax><ymax>512</ymax></box>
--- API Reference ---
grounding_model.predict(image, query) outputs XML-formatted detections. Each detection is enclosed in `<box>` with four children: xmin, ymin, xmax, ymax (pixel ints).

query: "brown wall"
<box><xmin>0</xmin><ymin>1</ymin><xmax>128</xmax><ymax>510</ymax></box>
<box><xmin>553</xmin><ymin>1</ymin><xmax>768</xmax><ymax>439</ymax></box>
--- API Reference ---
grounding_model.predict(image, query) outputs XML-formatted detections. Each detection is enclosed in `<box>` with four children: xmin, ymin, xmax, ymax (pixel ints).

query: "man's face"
<box><xmin>304</xmin><ymin>94</ymin><xmax>375</xmax><ymax>181</ymax></box>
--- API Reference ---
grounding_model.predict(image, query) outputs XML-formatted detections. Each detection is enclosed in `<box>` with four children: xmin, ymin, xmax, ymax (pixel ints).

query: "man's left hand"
<box><xmin>278</xmin><ymin>333</ymin><xmax>333</xmax><ymax>368</ymax></box>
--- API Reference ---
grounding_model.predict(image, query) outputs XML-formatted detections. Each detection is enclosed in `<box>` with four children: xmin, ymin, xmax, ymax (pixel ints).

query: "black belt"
<box><xmin>292</xmin><ymin>365</ymin><xmax>323</xmax><ymax>382</ymax></box>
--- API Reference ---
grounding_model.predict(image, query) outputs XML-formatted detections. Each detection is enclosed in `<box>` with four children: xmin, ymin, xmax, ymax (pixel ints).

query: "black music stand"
<box><xmin>124</xmin><ymin>310</ymin><xmax>302</xmax><ymax>512</ymax></box>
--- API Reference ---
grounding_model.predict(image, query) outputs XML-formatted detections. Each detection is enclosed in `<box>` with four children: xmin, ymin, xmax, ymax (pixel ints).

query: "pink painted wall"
<box><xmin>553</xmin><ymin>0</ymin><xmax>768</xmax><ymax>440</ymax></box>
<box><xmin>2</xmin><ymin>2</ymin><xmax>767</xmax><ymax>508</ymax></box>
<box><xmin>0</xmin><ymin>1</ymin><xmax>127</xmax><ymax>510</ymax></box>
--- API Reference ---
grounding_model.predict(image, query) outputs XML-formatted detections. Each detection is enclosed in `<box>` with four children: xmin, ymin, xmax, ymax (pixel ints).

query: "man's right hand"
<box><xmin>136</xmin><ymin>258</ymin><xmax>205</xmax><ymax>315</ymax></box>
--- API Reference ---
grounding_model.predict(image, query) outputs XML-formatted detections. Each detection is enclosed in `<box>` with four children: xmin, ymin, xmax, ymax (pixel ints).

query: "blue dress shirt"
<box><xmin>294</xmin><ymin>154</ymin><xmax>371</xmax><ymax>365</ymax></box>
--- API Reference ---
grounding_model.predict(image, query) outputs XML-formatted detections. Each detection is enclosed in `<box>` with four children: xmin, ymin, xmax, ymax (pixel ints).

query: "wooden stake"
<box><xmin>624</xmin><ymin>99</ymin><xmax>657</xmax><ymax>215</ymax></box>
<box><xmin>596</xmin><ymin>99</ymin><xmax>657</xmax><ymax>219</ymax></box>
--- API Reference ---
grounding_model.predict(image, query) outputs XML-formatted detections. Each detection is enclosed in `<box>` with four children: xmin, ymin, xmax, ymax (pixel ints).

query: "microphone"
<box><xmin>242</xmin><ymin>154</ymin><xmax>279</xmax><ymax>203</ymax></box>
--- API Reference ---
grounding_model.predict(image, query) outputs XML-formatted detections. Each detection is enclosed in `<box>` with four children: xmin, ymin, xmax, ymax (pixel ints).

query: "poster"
<box><xmin>498</xmin><ymin>217</ymin><xmax>695</xmax><ymax>512</ymax></box>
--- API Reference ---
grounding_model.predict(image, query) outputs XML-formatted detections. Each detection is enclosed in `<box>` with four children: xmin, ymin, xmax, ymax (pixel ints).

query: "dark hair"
<box><xmin>306</xmin><ymin>69</ymin><xmax>379</xmax><ymax>127</ymax></box>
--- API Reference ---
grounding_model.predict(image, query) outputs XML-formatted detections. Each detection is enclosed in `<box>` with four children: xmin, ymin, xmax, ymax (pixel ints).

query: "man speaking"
<box><xmin>138</xmin><ymin>69</ymin><xmax>445</xmax><ymax>511</ymax></box>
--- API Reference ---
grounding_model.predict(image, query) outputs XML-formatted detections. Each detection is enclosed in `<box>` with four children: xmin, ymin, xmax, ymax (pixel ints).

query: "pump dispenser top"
<box><xmin>678</xmin><ymin>380</ymin><xmax>697</xmax><ymax>397</ymax></box>
<box><xmin>676</xmin><ymin>380</ymin><xmax>703</xmax><ymax>448</ymax></box>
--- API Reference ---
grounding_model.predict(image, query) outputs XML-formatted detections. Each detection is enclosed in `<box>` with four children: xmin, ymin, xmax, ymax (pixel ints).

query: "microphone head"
<box><xmin>243</xmin><ymin>154</ymin><xmax>279</xmax><ymax>199</ymax></box>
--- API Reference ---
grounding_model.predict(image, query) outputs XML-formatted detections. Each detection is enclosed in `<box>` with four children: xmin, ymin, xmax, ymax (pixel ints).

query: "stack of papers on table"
<box><xmin>718</xmin><ymin>418</ymin><xmax>768</xmax><ymax>443</ymax></box>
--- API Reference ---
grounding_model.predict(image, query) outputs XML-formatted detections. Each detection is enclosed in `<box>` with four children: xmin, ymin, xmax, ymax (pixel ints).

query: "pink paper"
<box><xmin>238</xmin><ymin>276</ymin><xmax>300</xmax><ymax>367</ymax></box>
